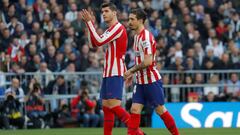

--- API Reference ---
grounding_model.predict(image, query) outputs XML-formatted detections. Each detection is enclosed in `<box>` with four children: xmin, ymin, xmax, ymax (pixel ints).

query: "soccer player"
<box><xmin>80</xmin><ymin>3</ymin><xmax>144</xmax><ymax>135</ymax></box>
<box><xmin>124</xmin><ymin>8</ymin><xmax>180</xmax><ymax>135</ymax></box>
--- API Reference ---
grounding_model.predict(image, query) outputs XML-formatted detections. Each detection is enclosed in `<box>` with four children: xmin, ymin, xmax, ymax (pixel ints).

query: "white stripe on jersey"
<box><xmin>112</xmin><ymin>41</ymin><xmax>117</xmax><ymax>76</ymax></box>
<box><xmin>106</xmin><ymin>45</ymin><xmax>111</xmax><ymax>77</ymax></box>
<box><xmin>143</xmin><ymin>68</ymin><xmax>148</xmax><ymax>84</ymax></box>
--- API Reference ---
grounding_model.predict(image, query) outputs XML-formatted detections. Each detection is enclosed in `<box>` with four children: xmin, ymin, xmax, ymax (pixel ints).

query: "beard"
<box><xmin>129</xmin><ymin>25</ymin><xmax>136</xmax><ymax>30</ymax></box>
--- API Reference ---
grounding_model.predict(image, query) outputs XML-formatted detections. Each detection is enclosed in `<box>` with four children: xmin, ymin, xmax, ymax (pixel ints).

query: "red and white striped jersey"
<box><xmin>134</xmin><ymin>29</ymin><xmax>161</xmax><ymax>84</ymax></box>
<box><xmin>86</xmin><ymin>21</ymin><xmax>127</xmax><ymax>78</ymax></box>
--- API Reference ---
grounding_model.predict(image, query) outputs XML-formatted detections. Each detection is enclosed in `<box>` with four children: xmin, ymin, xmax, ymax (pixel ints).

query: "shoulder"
<box><xmin>116</xmin><ymin>22</ymin><xmax>127</xmax><ymax>32</ymax></box>
<box><xmin>5</xmin><ymin>88</ymin><xmax>11</xmax><ymax>93</ymax></box>
<box><xmin>140</xmin><ymin>29</ymin><xmax>154</xmax><ymax>42</ymax></box>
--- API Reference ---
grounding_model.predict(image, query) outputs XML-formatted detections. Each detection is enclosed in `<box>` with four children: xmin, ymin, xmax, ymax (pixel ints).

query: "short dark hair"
<box><xmin>33</xmin><ymin>83</ymin><xmax>41</xmax><ymax>91</ymax></box>
<box><xmin>57</xmin><ymin>75</ymin><xmax>64</xmax><ymax>80</ymax></box>
<box><xmin>101</xmin><ymin>2</ymin><xmax>117</xmax><ymax>11</ymax></box>
<box><xmin>130</xmin><ymin>8</ymin><xmax>147</xmax><ymax>23</ymax></box>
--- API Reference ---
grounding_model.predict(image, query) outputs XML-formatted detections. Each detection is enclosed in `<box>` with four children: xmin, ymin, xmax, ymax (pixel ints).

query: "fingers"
<box><xmin>80</xmin><ymin>11</ymin><xmax>85</xmax><ymax>20</ymax></box>
<box><xmin>80</xmin><ymin>9</ymin><xmax>92</xmax><ymax>22</ymax></box>
<box><xmin>80</xmin><ymin>9</ymin><xmax>88</xmax><ymax>20</ymax></box>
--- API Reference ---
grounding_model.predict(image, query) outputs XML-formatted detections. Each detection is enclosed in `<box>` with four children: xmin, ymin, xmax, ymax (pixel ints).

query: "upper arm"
<box><xmin>141</xmin><ymin>35</ymin><xmax>153</xmax><ymax>65</ymax></box>
<box><xmin>141</xmin><ymin>31</ymin><xmax>152</xmax><ymax>55</ymax></box>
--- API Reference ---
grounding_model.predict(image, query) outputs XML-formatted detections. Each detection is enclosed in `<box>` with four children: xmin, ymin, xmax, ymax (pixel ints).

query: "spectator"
<box><xmin>79</xmin><ymin>44</ymin><xmax>90</xmax><ymax>71</ymax></box>
<box><xmin>25</xmin><ymin>54</ymin><xmax>41</xmax><ymax>72</ymax></box>
<box><xmin>194</xmin><ymin>42</ymin><xmax>205</xmax><ymax>66</ymax></box>
<box><xmin>61</xmin><ymin>63</ymin><xmax>80</xmax><ymax>93</ymax></box>
<box><xmin>7</xmin><ymin>37</ymin><xmax>25</xmax><ymax>63</ymax></box>
<box><xmin>169</xmin><ymin>56</ymin><xmax>184</xmax><ymax>71</ymax></box>
<box><xmin>205</xmin><ymin>37</ymin><xmax>224</xmax><ymax>58</ymax></box>
<box><xmin>5</xmin><ymin>78</ymin><xmax>25</xmax><ymax>102</ymax></box>
<box><xmin>7</xmin><ymin>16</ymin><xmax>24</xmax><ymax>35</ymax></box>
<box><xmin>0</xmin><ymin>54</ymin><xmax>11</xmax><ymax>72</ymax></box>
<box><xmin>203</xmin><ymin>91</ymin><xmax>219</xmax><ymax>102</ymax></box>
<box><xmin>25</xmin><ymin>43</ymin><xmax>38</xmax><ymax>61</ymax></box>
<box><xmin>0</xmin><ymin>91</ymin><xmax>24</xmax><ymax>129</ymax></box>
<box><xmin>52</xmin><ymin>103</ymin><xmax>77</xmax><ymax>128</ymax></box>
<box><xmin>44</xmin><ymin>45</ymin><xmax>56</xmax><ymax>71</ymax></box>
<box><xmin>18</xmin><ymin>31</ymin><xmax>30</xmax><ymax>48</ymax></box>
<box><xmin>46</xmin><ymin>75</ymin><xmax>67</xmax><ymax>111</ymax></box>
<box><xmin>181</xmin><ymin>75</ymin><xmax>194</xmax><ymax>102</ymax></box>
<box><xmin>216</xmin><ymin>53</ymin><xmax>233</xmax><ymax>69</ymax></box>
<box><xmin>34</xmin><ymin>62</ymin><xmax>54</xmax><ymax>89</ymax></box>
<box><xmin>204</xmin><ymin>74</ymin><xmax>220</xmax><ymax>96</ymax></box>
<box><xmin>71</xmin><ymin>89</ymin><xmax>99</xmax><ymax>127</ymax></box>
<box><xmin>25</xmin><ymin>82</ymin><xmax>47</xmax><ymax>128</ymax></box>
<box><xmin>0</xmin><ymin>70</ymin><xmax>6</xmax><ymax>96</ymax></box>
<box><xmin>52</xmin><ymin>31</ymin><xmax>63</xmax><ymax>49</ymax></box>
<box><xmin>226</xmin><ymin>73</ymin><xmax>240</xmax><ymax>98</ymax></box>
<box><xmin>229</xmin><ymin>12</ymin><xmax>240</xmax><ymax>39</ymax></box>
<box><xmin>54</xmin><ymin>52</ymin><xmax>66</xmax><ymax>72</ymax></box>
<box><xmin>0</xmin><ymin>27</ymin><xmax>11</xmax><ymax>52</ymax></box>
<box><xmin>71</xmin><ymin>12</ymin><xmax>85</xmax><ymax>38</ymax></box>
<box><xmin>202</xmin><ymin>48</ymin><xmax>219</xmax><ymax>69</ymax></box>
<box><xmin>65</xmin><ymin>3</ymin><xmax>78</xmax><ymax>22</ymax></box>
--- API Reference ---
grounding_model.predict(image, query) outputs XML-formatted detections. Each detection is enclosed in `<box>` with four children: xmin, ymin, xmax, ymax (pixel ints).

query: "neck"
<box><xmin>136</xmin><ymin>24</ymin><xmax>145</xmax><ymax>34</ymax></box>
<box><xmin>107</xmin><ymin>18</ymin><xmax>118</xmax><ymax>27</ymax></box>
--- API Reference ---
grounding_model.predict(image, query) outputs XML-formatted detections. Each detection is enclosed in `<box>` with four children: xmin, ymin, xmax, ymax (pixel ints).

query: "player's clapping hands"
<box><xmin>80</xmin><ymin>9</ymin><xmax>93</xmax><ymax>22</ymax></box>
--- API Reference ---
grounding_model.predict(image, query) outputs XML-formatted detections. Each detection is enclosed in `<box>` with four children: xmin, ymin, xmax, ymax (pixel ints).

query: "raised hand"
<box><xmin>80</xmin><ymin>9</ymin><xmax>93</xmax><ymax>22</ymax></box>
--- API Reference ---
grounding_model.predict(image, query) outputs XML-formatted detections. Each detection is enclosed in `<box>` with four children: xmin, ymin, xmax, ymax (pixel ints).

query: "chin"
<box><xmin>130</xmin><ymin>27</ymin><xmax>135</xmax><ymax>30</ymax></box>
<box><xmin>104</xmin><ymin>18</ymin><xmax>110</xmax><ymax>23</ymax></box>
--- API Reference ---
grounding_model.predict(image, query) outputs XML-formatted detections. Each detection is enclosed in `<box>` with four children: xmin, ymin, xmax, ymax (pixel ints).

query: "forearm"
<box><xmin>87</xmin><ymin>30</ymin><xmax>97</xmax><ymax>48</ymax></box>
<box><xmin>86</xmin><ymin>21</ymin><xmax>122</xmax><ymax>46</ymax></box>
<box><xmin>85</xmin><ymin>21</ymin><xmax>104</xmax><ymax>46</ymax></box>
<box><xmin>129</xmin><ymin>61</ymin><xmax>149</xmax><ymax>74</ymax></box>
<box><xmin>129</xmin><ymin>54</ymin><xmax>153</xmax><ymax>73</ymax></box>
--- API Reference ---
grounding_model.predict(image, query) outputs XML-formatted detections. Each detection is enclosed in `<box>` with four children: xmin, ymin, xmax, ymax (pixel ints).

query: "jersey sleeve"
<box><xmin>86</xmin><ymin>21</ymin><xmax>123</xmax><ymax>47</ymax></box>
<box><xmin>87</xmin><ymin>29</ymin><xmax>97</xmax><ymax>48</ymax></box>
<box><xmin>141</xmin><ymin>39</ymin><xmax>152</xmax><ymax>55</ymax></box>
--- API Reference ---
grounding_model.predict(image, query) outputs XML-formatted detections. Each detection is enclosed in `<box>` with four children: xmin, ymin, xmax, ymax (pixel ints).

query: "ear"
<box><xmin>113</xmin><ymin>11</ymin><xmax>117</xmax><ymax>16</ymax></box>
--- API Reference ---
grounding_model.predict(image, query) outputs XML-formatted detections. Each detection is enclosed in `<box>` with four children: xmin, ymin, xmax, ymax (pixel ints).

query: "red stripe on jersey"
<box><xmin>115</xmin><ymin>43</ymin><xmax>121</xmax><ymax>76</ymax></box>
<box><xmin>146</xmin><ymin>68</ymin><xmax>152</xmax><ymax>84</ymax></box>
<box><xmin>117</xmin><ymin>54</ymin><xmax>121</xmax><ymax>76</ymax></box>
<box><xmin>108</xmin><ymin>42</ymin><xmax>115</xmax><ymax>76</ymax></box>
<box><xmin>136</xmin><ymin>72</ymin><xmax>139</xmax><ymax>84</ymax></box>
<box><xmin>151</xmin><ymin>64</ymin><xmax>159</xmax><ymax>81</ymax></box>
<box><xmin>141</xmin><ymin>30</ymin><xmax>146</xmax><ymax>51</ymax></box>
<box><xmin>104</xmin><ymin>49</ymin><xmax>109</xmax><ymax>77</ymax></box>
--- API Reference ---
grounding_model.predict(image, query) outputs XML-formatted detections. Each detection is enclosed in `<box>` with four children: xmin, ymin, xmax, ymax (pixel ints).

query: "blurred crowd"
<box><xmin>0</xmin><ymin>0</ymin><xmax>240</xmax><ymax>129</ymax></box>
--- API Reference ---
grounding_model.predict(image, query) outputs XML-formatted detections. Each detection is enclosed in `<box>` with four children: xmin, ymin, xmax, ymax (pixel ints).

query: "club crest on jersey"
<box><xmin>142</xmin><ymin>41</ymin><xmax>150</xmax><ymax>48</ymax></box>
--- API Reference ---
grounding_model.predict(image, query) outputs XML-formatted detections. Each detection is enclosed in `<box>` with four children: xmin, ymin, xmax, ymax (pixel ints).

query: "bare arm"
<box><xmin>124</xmin><ymin>54</ymin><xmax>152</xmax><ymax>80</ymax></box>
